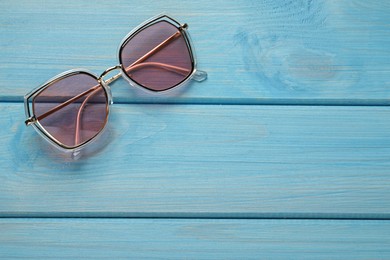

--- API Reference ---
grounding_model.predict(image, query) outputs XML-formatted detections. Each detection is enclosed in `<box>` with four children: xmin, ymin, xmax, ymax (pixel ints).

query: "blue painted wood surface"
<box><xmin>0</xmin><ymin>0</ymin><xmax>389</xmax><ymax>258</ymax></box>
<box><xmin>1</xmin><ymin>219</ymin><xmax>390</xmax><ymax>259</ymax></box>
<box><xmin>1</xmin><ymin>103</ymin><xmax>390</xmax><ymax>217</ymax></box>
<box><xmin>1</xmin><ymin>0</ymin><xmax>389</xmax><ymax>104</ymax></box>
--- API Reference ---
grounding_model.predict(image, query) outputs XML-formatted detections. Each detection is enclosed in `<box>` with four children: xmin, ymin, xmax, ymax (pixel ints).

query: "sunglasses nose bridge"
<box><xmin>98</xmin><ymin>65</ymin><xmax>123</xmax><ymax>85</ymax></box>
<box><xmin>98</xmin><ymin>65</ymin><xmax>122</xmax><ymax>105</ymax></box>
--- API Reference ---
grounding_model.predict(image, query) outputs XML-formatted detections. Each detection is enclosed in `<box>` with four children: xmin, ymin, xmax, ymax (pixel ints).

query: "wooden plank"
<box><xmin>1</xmin><ymin>103</ymin><xmax>389</xmax><ymax>217</ymax></box>
<box><xmin>1</xmin><ymin>0</ymin><xmax>389</xmax><ymax>104</ymax></box>
<box><xmin>0</xmin><ymin>218</ymin><xmax>389</xmax><ymax>259</ymax></box>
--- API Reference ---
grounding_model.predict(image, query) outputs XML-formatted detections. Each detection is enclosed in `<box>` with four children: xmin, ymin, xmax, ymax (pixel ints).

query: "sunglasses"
<box><xmin>24</xmin><ymin>14</ymin><xmax>207</xmax><ymax>155</ymax></box>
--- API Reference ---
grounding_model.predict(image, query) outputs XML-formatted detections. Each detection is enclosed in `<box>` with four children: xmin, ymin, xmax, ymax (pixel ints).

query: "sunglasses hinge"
<box><xmin>25</xmin><ymin>116</ymin><xmax>37</xmax><ymax>126</ymax></box>
<box><xmin>179</xmin><ymin>23</ymin><xmax>188</xmax><ymax>31</ymax></box>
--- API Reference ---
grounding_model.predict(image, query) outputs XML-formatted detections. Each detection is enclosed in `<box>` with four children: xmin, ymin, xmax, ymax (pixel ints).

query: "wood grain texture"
<box><xmin>1</xmin><ymin>219</ymin><xmax>389</xmax><ymax>259</ymax></box>
<box><xmin>0</xmin><ymin>0</ymin><xmax>389</xmax><ymax>104</ymax></box>
<box><xmin>1</xmin><ymin>103</ymin><xmax>389</xmax><ymax>217</ymax></box>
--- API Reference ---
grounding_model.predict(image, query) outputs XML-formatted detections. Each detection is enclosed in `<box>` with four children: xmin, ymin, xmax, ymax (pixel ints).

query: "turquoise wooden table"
<box><xmin>1</xmin><ymin>1</ymin><xmax>390</xmax><ymax>258</ymax></box>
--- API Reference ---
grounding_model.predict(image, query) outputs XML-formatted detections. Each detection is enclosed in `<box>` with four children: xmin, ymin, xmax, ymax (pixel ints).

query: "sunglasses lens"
<box><xmin>120</xmin><ymin>20</ymin><xmax>193</xmax><ymax>91</ymax></box>
<box><xmin>33</xmin><ymin>72</ymin><xmax>108</xmax><ymax>148</ymax></box>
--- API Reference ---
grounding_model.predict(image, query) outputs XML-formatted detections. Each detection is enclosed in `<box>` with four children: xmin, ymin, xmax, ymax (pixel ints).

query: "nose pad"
<box><xmin>98</xmin><ymin>79</ymin><xmax>114</xmax><ymax>105</ymax></box>
<box><xmin>105</xmin><ymin>84</ymin><xmax>114</xmax><ymax>105</ymax></box>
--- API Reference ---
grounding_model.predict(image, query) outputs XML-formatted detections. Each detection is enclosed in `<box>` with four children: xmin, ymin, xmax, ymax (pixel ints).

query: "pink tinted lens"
<box><xmin>33</xmin><ymin>72</ymin><xmax>108</xmax><ymax>148</ymax></box>
<box><xmin>120</xmin><ymin>20</ymin><xmax>193</xmax><ymax>91</ymax></box>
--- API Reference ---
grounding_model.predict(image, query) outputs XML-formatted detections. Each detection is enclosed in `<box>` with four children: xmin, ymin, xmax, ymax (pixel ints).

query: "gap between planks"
<box><xmin>0</xmin><ymin>99</ymin><xmax>390</xmax><ymax>106</ymax></box>
<box><xmin>1</xmin><ymin>212</ymin><xmax>390</xmax><ymax>220</ymax></box>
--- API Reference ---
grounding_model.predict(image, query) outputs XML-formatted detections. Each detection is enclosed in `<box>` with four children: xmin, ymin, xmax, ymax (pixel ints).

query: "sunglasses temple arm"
<box><xmin>128</xmin><ymin>31</ymin><xmax>181</xmax><ymax>69</ymax></box>
<box><xmin>29</xmin><ymin>85</ymin><xmax>101</xmax><ymax>125</ymax></box>
<box><xmin>120</xmin><ymin>29</ymin><xmax>207</xmax><ymax>82</ymax></box>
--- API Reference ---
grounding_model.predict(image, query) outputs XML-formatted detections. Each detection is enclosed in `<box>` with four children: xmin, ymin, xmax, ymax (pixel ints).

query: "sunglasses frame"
<box><xmin>24</xmin><ymin>14</ymin><xmax>206</xmax><ymax>155</ymax></box>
